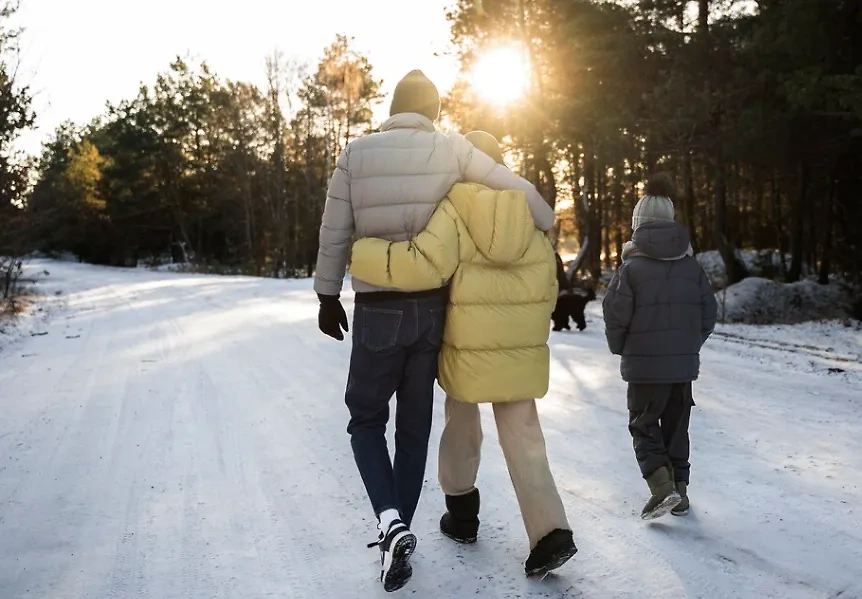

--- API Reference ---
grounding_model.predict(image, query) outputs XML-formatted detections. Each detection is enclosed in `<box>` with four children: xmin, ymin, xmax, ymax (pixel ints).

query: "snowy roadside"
<box><xmin>0</xmin><ymin>259</ymin><xmax>68</xmax><ymax>356</ymax></box>
<box><xmin>585</xmin><ymin>292</ymin><xmax>861</xmax><ymax>383</ymax></box>
<box><xmin>710</xmin><ymin>320</ymin><xmax>862</xmax><ymax>383</ymax></box>
<box><xmin>2</xmin><ymin>260</ymin><xmax>861</xmax><ymax>599</ymax></box>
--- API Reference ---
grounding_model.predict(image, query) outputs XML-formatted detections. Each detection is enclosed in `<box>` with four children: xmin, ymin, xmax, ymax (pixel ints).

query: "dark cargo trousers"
<box><xmin>627</xmin><ymin>382</ymin><xmax>694</xmax><ymax>484</ymax></box>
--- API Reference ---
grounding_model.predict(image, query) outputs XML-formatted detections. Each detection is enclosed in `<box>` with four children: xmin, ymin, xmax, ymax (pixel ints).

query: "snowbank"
<box><xmin>716</xmin><ymin>277</ymin><xmax>852</xmax><ymax>324</ymax></box>
<box><xmin>568</xmin><ymin>248</ymin><xmax>797</xmax><ymax>291</ymax></box>
<box><xmin>0</xmin><ymin>260</ymin><xmax>66</xmax><ymax>355</ymax></box>
<box><xmin>145</xmin><ymin>261</ymin><xmax>193</xmax><ymax>273</ymax></box>
<box><xmin>26</xmin><ymin>250</ymin><xmax>79</xmax><ymax>262</ymax></box>
<box><xmin>697</xmin><ymin>249</ymin><xmax>794</xmax><ymax>289</ymax></box>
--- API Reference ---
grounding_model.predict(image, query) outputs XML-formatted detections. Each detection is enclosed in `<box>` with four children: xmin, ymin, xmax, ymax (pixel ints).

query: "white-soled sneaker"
<box><xmin>367</xmin><ymin>519</ymin><xmax>416</xmax><ymax>592</ymax></box>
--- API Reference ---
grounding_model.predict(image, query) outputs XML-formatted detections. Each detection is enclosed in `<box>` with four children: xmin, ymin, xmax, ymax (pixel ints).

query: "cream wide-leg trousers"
<box><xmin>437</xmin><ymin>395</ymin><xmax>570</xmax><ymax>548</ymax></box>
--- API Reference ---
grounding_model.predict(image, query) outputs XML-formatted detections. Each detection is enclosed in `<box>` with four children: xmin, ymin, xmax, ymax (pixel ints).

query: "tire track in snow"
<box><xmin>0</xmin><ymin>291</ymin><xmax>107</xmax><ymax>515</ymax></box>
<box><xmin>0</xmin><ymin>282</ymin><xmax>158</xmax><ymax>598</ymax></box>
<box><xmin>5</xmin><ymin>266</ymin><xmax>860</xmax><ymax>598</ymax></box>
<box><xmin>164</xmin><ymin>293</ymin><xmax>347</xmax><ymax>597</ymax></box>
<box><xmin>712</xmin><ymin>331</ymin><xmax>860</xmax><ymax>364</ymax></box>
<box><xmin>201</xmin><ymin>334</ymin><xmax>353</xmax><ymax>597</ymax></box>
<box><xmin>100</xmin><ymin>289</ymin><xmax>187</xmax><ymax>599</ymax></box>
<box><xmin>188</xmin><ymin>287</ymin><xmax>378</xmax><ymax>595</ymax></box>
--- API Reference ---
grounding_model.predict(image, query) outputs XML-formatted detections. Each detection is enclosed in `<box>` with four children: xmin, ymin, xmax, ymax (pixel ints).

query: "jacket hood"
<box><xmin>625</xmin><ymin>221</ymin><xmax>691</xmax><ymax>261</ymax></box>
<box><xmin>447</xmin><ymin>183</ymin><xmax>536</xmax><ymax>265</ymax></box>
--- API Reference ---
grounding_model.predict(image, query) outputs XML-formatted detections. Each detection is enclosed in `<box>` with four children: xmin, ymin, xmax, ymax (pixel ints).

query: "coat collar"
<box><xmin>381</xmin><ymin>113</ymin><xmax>436</xmax><ymax>133</ymax></box>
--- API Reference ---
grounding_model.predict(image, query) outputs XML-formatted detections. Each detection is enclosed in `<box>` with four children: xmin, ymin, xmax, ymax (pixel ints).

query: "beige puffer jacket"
<box><xmin>313</xmin><ymin>113</ymin><xmax>554</xmax><ymax>296</ymax></box>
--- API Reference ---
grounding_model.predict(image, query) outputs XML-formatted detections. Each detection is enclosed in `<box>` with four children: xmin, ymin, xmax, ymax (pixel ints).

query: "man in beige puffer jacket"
<box><xmin>313</xmin><ymin>70</ymin><xmax>554</xmax><ymax>592</ymax></box>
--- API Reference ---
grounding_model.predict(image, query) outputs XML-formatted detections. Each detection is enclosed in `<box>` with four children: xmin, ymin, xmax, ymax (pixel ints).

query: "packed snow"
<box><xmin>696</xmin><ymin>250</ymin><xmax>793</xmax><ymax>290</ymax></box>
<box><xmin>0</xmin><ymin>268</ymin><xmax>65</xmax><ymax>356</ymax></box>
<box><xmin>1</xmin><ymin>260</ymin><xmax>860</xmax><ymax>599</ymax></box>
<box><xmin>716</xmin><ymin>277</ymin><xmax>853</xmax><ymax>324</ymax></box>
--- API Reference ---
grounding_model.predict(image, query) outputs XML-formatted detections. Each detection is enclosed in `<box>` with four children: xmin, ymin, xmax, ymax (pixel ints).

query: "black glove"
<box><xmin>318</xmin><ymin>294</ymin><xmax>349</xmax><ymax>341</ymax></box>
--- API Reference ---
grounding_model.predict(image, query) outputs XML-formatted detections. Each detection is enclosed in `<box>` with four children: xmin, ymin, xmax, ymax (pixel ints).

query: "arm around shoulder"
<box><xmin>451</xmin><ymin>132</ymin><xmax>555</xmax><ymax>232</ymax></box>
<box><xmin>483</xmin><ymin>165</ymin><xmax>555</xmax><ymax>231</ymax></box>
<box><xmin>350</xmin><ymin>204</ymin><xmax>460</xmax><ymax>291</ymax></box>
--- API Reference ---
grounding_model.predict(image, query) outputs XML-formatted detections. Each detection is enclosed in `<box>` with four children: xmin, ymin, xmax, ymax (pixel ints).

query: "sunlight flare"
<box><xmin>469</xmin><ymin>43</ymin><xmax>531</xmax><ymax>107</ymax></box>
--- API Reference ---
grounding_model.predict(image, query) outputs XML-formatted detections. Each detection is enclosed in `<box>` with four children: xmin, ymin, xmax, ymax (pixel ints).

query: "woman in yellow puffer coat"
<box><xmin>349</xmin><ymin>131</ymin><xmax>577</xmax><ymax>578</ymax></box>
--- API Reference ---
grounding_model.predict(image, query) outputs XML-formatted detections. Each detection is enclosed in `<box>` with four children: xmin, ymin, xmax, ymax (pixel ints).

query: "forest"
<box><xmin>2</xmin><ymin>0</ymin><xmax>861</xmax><ymax>296</ymax></box>
<box><xmin>444</xmin><ymin>0</ymin><xmax>862</xmax><ymax>288</ymax></box>
<box><xmin>10</xmin><ymin>28</ymin><xmax>382</xmax><ymax>278</ymax></box>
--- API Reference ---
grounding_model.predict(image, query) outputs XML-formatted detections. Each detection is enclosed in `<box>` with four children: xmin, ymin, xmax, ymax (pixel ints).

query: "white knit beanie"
<box><xmin>632</xmin><ymin>174</ymin><xmax>676</xmax><ymax>231</ymax></box>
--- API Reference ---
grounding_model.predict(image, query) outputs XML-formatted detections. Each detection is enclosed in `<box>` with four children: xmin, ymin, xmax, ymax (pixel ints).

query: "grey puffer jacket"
<box><xmin>603</xmin><ymin>221</ymin><xmax>718</xmax><ymax>384</ymax></box>
<box><xmin>313</xmin><ymin>113</ymin><xmax>555</xmax><ymax>296</ymax></box>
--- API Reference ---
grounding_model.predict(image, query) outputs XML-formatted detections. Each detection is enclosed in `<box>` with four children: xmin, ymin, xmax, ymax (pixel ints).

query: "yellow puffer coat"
<box><xmin>349</xmin><ymin>182</ymin><xmax>557</xmax><ymax>403</ymax></box>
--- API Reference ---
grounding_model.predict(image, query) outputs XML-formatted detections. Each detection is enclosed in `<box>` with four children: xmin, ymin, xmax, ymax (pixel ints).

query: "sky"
<box><xmin>14</xmin><ymin>0</ymin><xmax>460</xmax><ymax>156</ymax></box>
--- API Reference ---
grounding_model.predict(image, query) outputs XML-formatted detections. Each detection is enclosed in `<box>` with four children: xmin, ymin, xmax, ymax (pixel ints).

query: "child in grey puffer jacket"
<box><xmin>602</xmin><ymin>174</ymin><xmax>718</xmax><ymax>520</ymax></box>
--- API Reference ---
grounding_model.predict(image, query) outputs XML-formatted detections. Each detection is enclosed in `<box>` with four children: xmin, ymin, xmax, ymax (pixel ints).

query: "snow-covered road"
<box><xmin>1</xmin><ymin>261</ymin><xmax>860</xmax><ymax>599</ymax></box>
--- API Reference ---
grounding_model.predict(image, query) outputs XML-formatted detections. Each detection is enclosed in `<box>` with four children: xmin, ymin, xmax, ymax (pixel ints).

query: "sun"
<box><xmin>469</xmin><ymin>44</ymin><xmax>531</xmax><ymax>107</ymax></box>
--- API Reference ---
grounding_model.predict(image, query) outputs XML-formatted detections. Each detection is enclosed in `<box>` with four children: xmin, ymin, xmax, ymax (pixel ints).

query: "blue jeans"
<box><xmin>345</xmin><ymin>293</ymin><xmax>446</xmax><ymax>528</ymax></box>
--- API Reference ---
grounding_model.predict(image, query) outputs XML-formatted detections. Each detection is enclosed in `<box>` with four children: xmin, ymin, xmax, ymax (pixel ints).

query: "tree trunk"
<box><xmin>754</xmin><ymin>172</ymin><xmax>766</xmax><ymax>249</ymax></box>
<box><xmin>698</xmin><ymin>0</ymin><xmax>709</xmax><ymax>32</ymax></box>
<box><xmin>732</xmin><ymin>163</ymin><xmax>745</xmax><ymax>247</ymax></box>
<box><xmin>683</xmin><ymin>148</ymin><xmax>699</xmax><ymax>252</ymax></box>
<box><xmin>599</xmin><ymin>164</ymin><xmax>611</xmax><ymax>271</ymax></box>
<box><xmin>818</xmin><ymin>171</ymin><xmax>836</xmax><ymax>285</ymax></box>
<box><xmin>173</xmin><ymin>209</ymin><xmax>195</xmax><ymax>262</ymax></box>
<box><xmin>772</xmin><ymin>174</ymin><xmax>787</xmax><ymax>277</ymax></box>
<box><xmin>196</xmin><ymin>217</ymin><xmax>204</xmax><ymax>264</ymax></box>
<box><xmin>787</xmin><ymin>162</ymin><xmax>807</xmax><ymax>283</ymax></box>
<box><xmin>243</xmin><ymin>180</ymin><xmax>254</xmax><ymax>259</ymax></box>
<box><xmin>572</xmin><ymin>147</ymin><xmax>587</xmax><ymax>252</ymax></box>
<box><xmin>613</xmin><ymin>166</ymin><xmax>624</xmax><ymax>265</ymax></box>
<box><xmin>643</xmin><ymin>140</ymin><xmax>656</xmax><ymax>175</ymax></box>
<box><xmin>807</xmin><ymin>177</ymin><xmax>817</xmax><ymax>278</ymax></box>
<box><xmin>536</xmin><ymin>152</ymin><xmax>557</xmax><ymax>209</ymax></box>
<box><xmin>2</xmin><ymin>263</ymin><xmax>11</xmax><ymax>300</ymax></box>
<box><xmin>714</xmin><ymin>137</ymin><xmax>747</xmax><ymax>284</ymax></box>
<box><xmin>586</xmin><ymin>150</ymin><xmax>601</xmax><ymax>281</ymax></box>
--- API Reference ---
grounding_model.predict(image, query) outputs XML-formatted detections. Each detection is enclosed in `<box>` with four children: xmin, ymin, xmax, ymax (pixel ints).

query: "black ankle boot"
<box><xmin>439</xmin><ymin>488</ymin><xmax>480</xmax><ymax>544</ymax></box>
<box><xmin>525</xmin><ymin>529</ymin><xmax>577</xmax><ymax>577</ymax></box>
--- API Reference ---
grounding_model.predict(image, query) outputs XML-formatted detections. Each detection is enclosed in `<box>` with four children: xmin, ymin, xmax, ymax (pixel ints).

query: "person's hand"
<box><xmin>318</xmin><ymin>294</ymin><xmax>349</xmax><ymax>341</ymax></box>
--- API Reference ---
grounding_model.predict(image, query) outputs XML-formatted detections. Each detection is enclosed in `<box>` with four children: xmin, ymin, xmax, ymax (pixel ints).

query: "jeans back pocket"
<box><xmin>360</xmin><ymin>307</ymin><xmax>404</xmax><ymax>352</ymax></box>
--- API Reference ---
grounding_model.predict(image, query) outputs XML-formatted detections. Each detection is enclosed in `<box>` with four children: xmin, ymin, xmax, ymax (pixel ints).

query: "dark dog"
<box><xmin>552</xmin><ymin>288</ymin><xmax>597</xmax><ymax>332</ymax></box>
